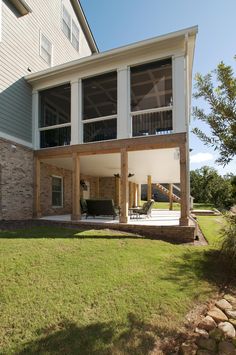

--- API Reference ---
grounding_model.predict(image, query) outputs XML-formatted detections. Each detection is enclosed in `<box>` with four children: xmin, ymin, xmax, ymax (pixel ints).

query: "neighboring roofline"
<box><xmin>26</xmin><ymin>26</ymin><xmax>198</xmax><ymax>83</ymax></box>
<box><xmin>70</xmin><ymin>0</ymin><xmax>98</xmax><ymax>53</ymax></box>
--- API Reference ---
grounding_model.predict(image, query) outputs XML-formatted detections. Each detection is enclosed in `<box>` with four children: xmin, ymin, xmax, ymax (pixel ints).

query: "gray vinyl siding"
<box><xmin>0</xmin><ymin>0</ymin><xmax>92</xmax><ymax>143</ymax></box>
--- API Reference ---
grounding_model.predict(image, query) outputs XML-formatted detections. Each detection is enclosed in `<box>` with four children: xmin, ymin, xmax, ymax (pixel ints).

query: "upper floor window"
<box><xmin>130</xmin><ymin>58</ymin><xmax>173</xmax><ymax>137</ymax></box>
<box><xmin>40</xmin><ymin>33</ymin><xmax>52</xmax><ymax>66</ymax></box>
<box><xmin>39</xmin><ymin>84</ymin><xmax>71</xmax><ymax>148</ymax></box>
<box><xmin>82</xmin><ymin>71</ymin><xmax>117</xmax><ymax>142</ymax></box>
<box><xmin>62</xmin><ymin>5</ymin><xmax>80</xmax><ymax>52</ymax></box>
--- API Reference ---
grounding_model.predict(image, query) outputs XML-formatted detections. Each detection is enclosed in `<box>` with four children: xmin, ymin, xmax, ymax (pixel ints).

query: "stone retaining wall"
<box><xmin>0</xmin><ymin>219</ymin><xmax>195</xmax><ymax>244</ymax></box>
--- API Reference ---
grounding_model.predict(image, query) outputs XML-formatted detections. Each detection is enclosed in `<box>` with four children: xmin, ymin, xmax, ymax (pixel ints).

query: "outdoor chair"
<box><xmin>130</xmin><ymin>199</ymin><xmax>154</xmax><ymax>218</ymax></box>
<box><xmin>80</xmin><ymin>198</ymin><xmax>88</xmax><ymax>214</ymax></box>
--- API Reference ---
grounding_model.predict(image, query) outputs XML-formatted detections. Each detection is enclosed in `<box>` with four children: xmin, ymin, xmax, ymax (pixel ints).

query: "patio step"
<box><xmin>156</xmin><ymin>183</ymin><xmax>181</xmax><ymax>202</ymax></box>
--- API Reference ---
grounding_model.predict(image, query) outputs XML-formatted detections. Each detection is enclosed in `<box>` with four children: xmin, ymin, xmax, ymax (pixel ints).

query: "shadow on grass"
<box><xmin>0</xmin><ymin>227</ymin><xmax>145</xmax><ymax>240</ymax></box>
<box><xmin>16</xmin><ymin>314</ymin><xmax>181</xmax><ymax>355</ymax></box>
<box><xmin>162</xmin><ymin>248</ymin><xmax>236</xmax><ymax>292</ymax></box>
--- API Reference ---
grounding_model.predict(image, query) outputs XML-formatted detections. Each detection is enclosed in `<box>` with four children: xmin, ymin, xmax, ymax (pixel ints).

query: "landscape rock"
<box><xmin>198</xmin><ymin>316</ymin><xmax>216</xmax><ymax>331</ymax></box>
<box><xmin>224</xmin><ymin>294</ymin><xmax>236</xmax><ymax>306</ymax></box>
<box><xmin>216</xmin><ymin>299</ymin><xmax>233</xmax><ymax>311</ymax></box>
<box><xmin>225</xmin><ymin>309</ymin><xmax>236</xmax><ymax>319</ymax></box>
<box><xmin>180</xmin><ymin>341</ymin><xmax>198</xmax><ymax>355</ymax></box>
<box><xmin>208</xmin><ymin>327</ymin><xmax>224</xmax><ymax>341</ymax></box>
<box><xmin>196</xmin><ymin>337</ymin><xmax>217</xmax><ymax>352</ymax></box>
<box><xmin>196</xmin><ymin>350</ymin><xmax>215</xmax><ymax>355</ymax></box>
<box><xmin>195</xmin><ymin>327</ymin><xmax>209</xmax><ymax>338</ymax></box>
<box><xmin>207</xmin><ymin>307</ymin><xmax>228</xmax><ymax>323</ymax></box>
<box><xmin>218</xmin><ymin>340</ymin><xmax>236</xmax><ymax>355</ymax></box>
<box><xmin>229</xmin><ymin>318</ymin><xmax>236</xmax><ymax>327</ymax></box>
<box><xmin>218</xmin><ymin>321</ymin><xmax>236</xmax><ymax>338</ymax></box>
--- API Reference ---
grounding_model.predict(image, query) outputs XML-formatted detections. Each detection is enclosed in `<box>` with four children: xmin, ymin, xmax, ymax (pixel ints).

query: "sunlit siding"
<box><xmin>0</xmin><ymin>0</ymin><xmax>92</xmax><ymax>143</ymax></box>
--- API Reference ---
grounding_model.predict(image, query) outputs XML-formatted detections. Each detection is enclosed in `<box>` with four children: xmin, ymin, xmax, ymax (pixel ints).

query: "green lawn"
<box><xmin>141</xmin><ymin>201</ymin><xmax>215</xmax><ymax>211</ymax></box>
<box><xmin>0</xmin><ymin>217</ymin><xmax>226</xmax><ymax>354</ymax></box>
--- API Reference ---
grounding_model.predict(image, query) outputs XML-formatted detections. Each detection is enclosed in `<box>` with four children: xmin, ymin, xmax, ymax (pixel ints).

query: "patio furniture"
<box><xmin>130</xmin><ymin>199</ymin><xmax>154</xmax><ymax>219</ymax></box>
<box><xmin>80</xmin><ymin>198</ymin><xmax>88</xmax><ymax>214</ymax></box>
<box><xmin>85</xmin><ymin>199</ymin><xmax>119</xmax><ymax>219</ymax></box>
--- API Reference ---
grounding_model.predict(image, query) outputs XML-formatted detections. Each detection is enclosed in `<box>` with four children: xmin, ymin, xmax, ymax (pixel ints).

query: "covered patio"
<box><xmin>34</xmin><ymin>133</ymin><xmax>190</xmax><ymax>227</ymax></box>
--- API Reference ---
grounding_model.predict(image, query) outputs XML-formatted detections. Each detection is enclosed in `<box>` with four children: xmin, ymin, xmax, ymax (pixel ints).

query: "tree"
<box><xmin>190</xmin><ymin>166</ymin><xmax>235</xmax><ymax>209</ymax></box>
<box><xmin>192</xmin><ymin>58</ymin><xmax>236</xmax><ymax>165</ymax></box>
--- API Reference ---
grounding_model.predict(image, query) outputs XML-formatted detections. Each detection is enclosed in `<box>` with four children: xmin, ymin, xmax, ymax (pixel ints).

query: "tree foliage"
<box><xmin>190</xmin><ymin>166</ymin><xmax>235</xmax><ymax>209</ymax></box>
<box><xmin>192</xmin><ymin>58</ymin><xmax>236</xmax><ymax>165</ymax></box>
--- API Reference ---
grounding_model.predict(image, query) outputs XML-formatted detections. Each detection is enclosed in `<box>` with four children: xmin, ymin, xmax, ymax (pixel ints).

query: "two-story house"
<box><xmin>0</xmin><ymin>0</ymin><xmax>97</xmax><ymax>219</ymax></box>
<box><xmin>0</xmin><ymin>0</ymin><xmax>198</xmax><ymax>240</ymax></box>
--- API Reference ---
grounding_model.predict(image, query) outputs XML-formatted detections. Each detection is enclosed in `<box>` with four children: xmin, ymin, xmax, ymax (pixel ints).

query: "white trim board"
<box><xmin>0</xmin><ymin>131</ymin><xmax>33</xmax><ymax>148</ymax></box>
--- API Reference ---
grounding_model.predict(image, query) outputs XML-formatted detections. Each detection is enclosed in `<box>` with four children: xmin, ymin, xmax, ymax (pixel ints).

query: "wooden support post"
<box><xmin>134</xmin><ymin>184</ymin><xmax>138</xmax><ymax>207</ymax></box>
<box><xmin>129</xmin><ymin>181</ymin><xmax>133</xmax><ymax>208</ymax></box>
<box><xmin>115</xmin><ymin>176</ymin><xmax>120</xmax><ymax>206</ymax></box>
<box><xmin>169</xmin><ymin>183</ymin><xmax>173</xmax><ymax>211</ymax></box>
<box><xmin>96</xmin><ymin>177</ymin><xmax>100</xmax><ymax>198</ymax></box>
<box><xmin>147</xmin><ymin>175</ymin><xmax>152</xmax><ymax>200</ymax></box>
<box><xmin>179</xmin><ymin>145</ymin><xmax>189</xmax><ymax>226</ymax></box>
<box><xmin>120</xmin><ymin>149</ymin><xmax>128</xmax><ymax>223</ymax></box>
<box><xmin>71</xmin><ymin>153</ymin><xmax>81</xmax><ymax>221</ymax></box>
<box><xmin>33</xmin><ymin>156</ymin><xmax>41</xmax><ymax>218</ymax></box>
<box><xmin>137</xmin><ymin>184</ymin><xmax>140</xmax><ymax>206</ymax></box>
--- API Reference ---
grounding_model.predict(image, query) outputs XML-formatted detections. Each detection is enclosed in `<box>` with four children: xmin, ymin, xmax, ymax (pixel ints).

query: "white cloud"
<box><xmin>190</xmin><ymin>152</ymin><xmax>214</xmax><ymax>164</ymax></box>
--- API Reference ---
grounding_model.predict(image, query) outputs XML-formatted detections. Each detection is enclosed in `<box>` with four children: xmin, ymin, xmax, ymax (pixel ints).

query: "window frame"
<box><xmin>39</xmin><ymin>83</ymin><xmax>71</xmax><ymax>148</ymax></box>
<box><xmin>82</xmin><ymin>70</ymin><xmax>118</xmax><ymax>143</ymax></box>
<box><xmin>39</xmin><ymin>31</ymin><xmax>53</xmax><ymax>66</ymax></box>
<box><xmin>130</xmin><ymin>57</ymin><xmax>173</xmax><ymax>137</ymax></box>
<box><xmin>62</xmin><ymin>5</ymin><xmax>80</xmax><ymax>52</ymax></box>
<box><xmin>52</xmin><ymin>175</ymin><xmax>63</xmax><ymax>208</ymax></box>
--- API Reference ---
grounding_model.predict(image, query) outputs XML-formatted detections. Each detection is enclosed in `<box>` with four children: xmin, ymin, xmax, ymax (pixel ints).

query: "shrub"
<box><xmin>220</xmin><ymin>213</ymin><xmax>236</xmax><ymax>269</ymax></box>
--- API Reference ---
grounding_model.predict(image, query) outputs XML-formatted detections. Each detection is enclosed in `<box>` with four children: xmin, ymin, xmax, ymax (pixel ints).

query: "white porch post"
<box><xmin>32</xmin><ymin>90</ymin><xmax>40</xmax><ymax>149</ymax></box>
<box><xmin>172</xmin><ymin>55</ymin><xmax>186</xmax><ymax>133</ymax></box>
<box><xmin>71</xmin><ymin>79</ymin><xmax>82</xmax><ymax>145</ymax></box>
<box><xmin>117</xmin><ymin>67</ymin><xmax>131</xmax><ymax>139</ymax></box>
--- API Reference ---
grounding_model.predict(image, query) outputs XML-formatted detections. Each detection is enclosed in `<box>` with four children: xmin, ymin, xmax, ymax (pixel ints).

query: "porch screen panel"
<box><xmin>82</xmin><ymin>71</ymin><xmax>117</xmax><ymax>142</ymax></box>
<box><xmin>130</xmin><ymin>58</ymin><xmax>173</xmax><ymax>137</ymax></box>
<box><xmin>39</xmin><ymin>84</ymin><xmax>71</xmax><ymax>148</ymax></box>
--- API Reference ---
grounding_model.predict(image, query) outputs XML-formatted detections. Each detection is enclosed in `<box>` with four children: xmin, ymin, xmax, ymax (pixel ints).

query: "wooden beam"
<box><xmin>33</xmin><ymin>157</ymin><xmax>41</xmax><ymax>218</ymax></box>
<box><xmin>71</xmin><ymin>153</ymin><xmax>81</xmax><ymax>220</ymax></box>
<box><xmin>169</xmin><ymin>183</ymin><xmax>173</xmax><ymax>211</ymax></box>
<box><xmin>34</xmin><ymin>133</ymin><xmax>187</xmax><ymax>159</ymax></box>
<box><xmin>133</xmin><ymin>183</ymin><xmax>138</xmax><ymax>207</ymax></box>
<box><xmin>179</xmin><ymin>145</ymin><xmax>189</xmax><ymax>226</ymax></box>
<box><xmin>95</xmin><ymin>177</ymin><xmax>100</xmax><ymax>198</ymax></box>
<box><xmin>147</xmin><ymin>175</ymin><xmax>152</xmax><ymax>200</ymax></box>
<box><xmin>137</xmin><ymin>184</ymin><xmax>141</xmax><ymax>206</ymax></box>
<box><xmin>115</xmin><ymin>176</ymin><xmax>120</xmax><ymax>206</ymax></box>
<box><xmin>129</xmin><ymin>181</ymin><xmax>133</xmax><ymax>208</ymax></box>
<box><xmin>120</xmin><ymin>149</ymin><xmax>128</xmax><ymax>223</ymax></box>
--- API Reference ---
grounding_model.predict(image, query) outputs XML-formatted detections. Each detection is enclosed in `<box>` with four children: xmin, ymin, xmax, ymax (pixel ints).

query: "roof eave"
<box><xmin>25</xmin><ymin>25</ymin><xmax>198</xmax><ymax>84</ymax></box>
<box><xmin>70</xmin><ymin>0</ymin><xmax>98</xmax><ymax>53</ymax></box>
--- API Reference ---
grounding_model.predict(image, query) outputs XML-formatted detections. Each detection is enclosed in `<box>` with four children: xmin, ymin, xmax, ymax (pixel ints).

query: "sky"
<box><xmin>80</xmin><ymin>0</ymin><xmax>236</xmax><ymax>175</ymax></box>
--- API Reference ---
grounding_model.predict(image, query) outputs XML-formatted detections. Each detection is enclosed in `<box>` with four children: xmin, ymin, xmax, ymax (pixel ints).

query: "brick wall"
<box><xmin>0</xmin><ymin>138</ymin><xmax>34</xmax><ymax>220</ymax></box>
<box><xmin>40</xmin><ymin>163</ymin><xmax>72</xmax><ymax>216</ymax></box>
<box><xmin>99</xmin><ymin>177</ymin><xmax>116</xmax><ymax>201</ymax></box>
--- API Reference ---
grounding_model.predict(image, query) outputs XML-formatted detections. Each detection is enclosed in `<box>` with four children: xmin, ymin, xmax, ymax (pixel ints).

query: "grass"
<box><xmin>0</xmin><ymin>217</ymin><xmax>226</xmax><ymax>354</ymax></box>
<box><xmin>141</xmin><ymin>201</ymin><xmax>215</xmax><ymax>211</ymax></box>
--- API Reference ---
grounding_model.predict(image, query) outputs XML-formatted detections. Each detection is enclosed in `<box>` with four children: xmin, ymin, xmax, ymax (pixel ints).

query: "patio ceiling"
<box><xmin>42</xmin><ymin>148</ymin><xmax>180</xmax><ymax>184</ymax></box>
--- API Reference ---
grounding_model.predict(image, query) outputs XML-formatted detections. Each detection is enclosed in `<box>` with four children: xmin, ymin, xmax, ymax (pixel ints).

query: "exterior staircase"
<box><xmin>156</xmin><ymin>183</ymin><xmax>181</xmax><ymax>203</ymax></box>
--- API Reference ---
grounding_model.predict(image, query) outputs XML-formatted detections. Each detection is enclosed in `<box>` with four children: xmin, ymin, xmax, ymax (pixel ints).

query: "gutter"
<box><xmin>25</xmin><ymin>25</ymin><xmax>198</xmax><ymax>83</ymax></box>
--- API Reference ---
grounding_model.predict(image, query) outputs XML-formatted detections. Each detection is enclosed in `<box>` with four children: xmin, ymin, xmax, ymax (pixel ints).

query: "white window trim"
<box><xmin>61</xmin><ymin>4</ymin><xmax>80</xmax><ymax>52</ymax></box>
<box><xmin>0</xmin><ymin>0</ymin><xmax>2</xmax><ymax>42</ymax></box>
<box><xmin>52</xmin><ymin>175</ymin><xmax>63</xmax><ymax>208</ymax></box>
<box><xmin>39</xmin><ymin>30</ymin><xmax>53</xmax><ymax>66</ymax></box>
